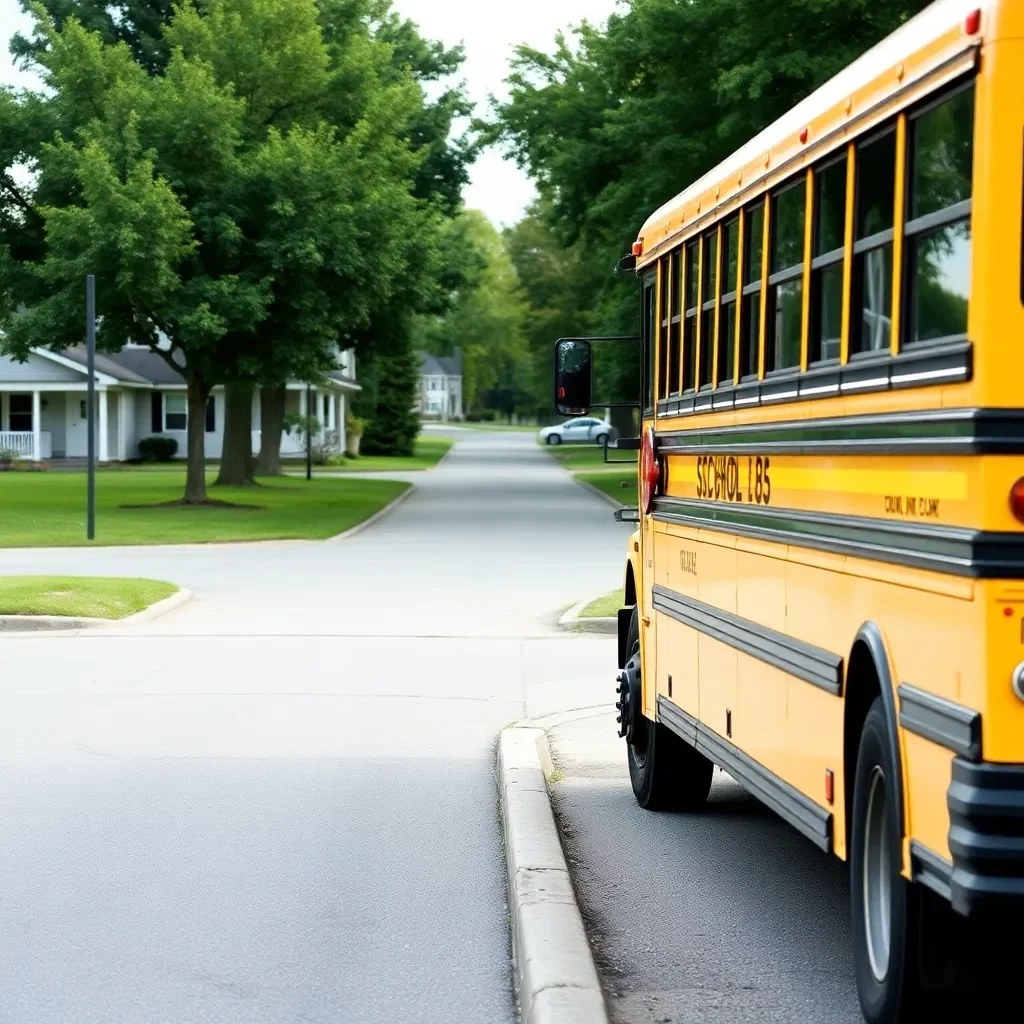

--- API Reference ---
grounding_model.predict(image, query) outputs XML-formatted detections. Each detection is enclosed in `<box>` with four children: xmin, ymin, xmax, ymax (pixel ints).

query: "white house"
<box><xmin>417</xmin><ymin>350</ymin><xmax>463</xmax><ymax>421</ymax></box>
<box><xmin>0</xmin><ymin>343</ymin><xmax>359</xmax><ymax>462</ymax></box>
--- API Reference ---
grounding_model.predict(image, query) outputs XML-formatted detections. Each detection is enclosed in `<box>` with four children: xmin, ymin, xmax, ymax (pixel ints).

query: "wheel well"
<box><xmin>844</xmin><ymin>639</ymin><xmax>881</xmax><ymax>839</ymax></box>
<box><xmin>624</xmin><ymin>561</ymin><xmax>637</xmax><ymax>608</ymax></box>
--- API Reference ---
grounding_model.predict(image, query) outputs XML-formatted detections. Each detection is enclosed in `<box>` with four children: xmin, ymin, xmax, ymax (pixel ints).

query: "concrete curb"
<box><xmin>326</xmin><ymin>483</ymin><xmax>414</xmax><ymax>542</ymax></box>
<box><xmin>557</xmin><ymin>596</ymin><xmax>617</xmax><ymax>630</ymax></box>
<box><xmin>0</xmin><ymin>585</ymin><xmax>192</xmax><ymax>634</ymax></box>
<box><xmin>498</xmin><ymin>727</ymin><xmax>610</xmax><ymax>1024</ymax></box>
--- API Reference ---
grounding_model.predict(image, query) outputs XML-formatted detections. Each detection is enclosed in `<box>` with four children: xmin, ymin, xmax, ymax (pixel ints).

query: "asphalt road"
<box><xmin>549</xmin><ymin>710</ymin><xmax>863</xmax><ymax>1024</ymax></box>
<box><xmin>0</xmin><ymin>429</ymin><xmax>625</xmax><ymax>1024</ymax></box>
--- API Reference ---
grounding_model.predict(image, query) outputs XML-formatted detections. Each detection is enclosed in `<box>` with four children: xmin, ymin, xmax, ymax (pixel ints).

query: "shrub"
<box><xmin>138</xmin><ymin>436</ymin><xmax>178</xmax><ymax>462</ymax></box>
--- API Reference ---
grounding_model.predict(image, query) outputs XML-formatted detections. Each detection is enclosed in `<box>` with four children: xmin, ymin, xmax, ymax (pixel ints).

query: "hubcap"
<box><xmin>615</xmin><ymin>654</ymin><xmax>639</xmax><ymax>744</ymax></box>
<box><xmin>862</xmin><ymin>766</ymin><xmax>892</xmax><ymax>982</ymax></box>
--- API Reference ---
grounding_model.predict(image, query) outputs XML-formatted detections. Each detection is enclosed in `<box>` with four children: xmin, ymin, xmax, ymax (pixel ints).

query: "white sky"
<box><xmin>0</xmin><ymin>0</ymin><xmax>622</xmax><ymax>227</ymax></box>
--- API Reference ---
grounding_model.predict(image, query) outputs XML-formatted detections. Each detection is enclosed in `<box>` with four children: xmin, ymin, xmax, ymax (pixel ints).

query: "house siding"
<box><xmin>39</xmin><ymin>392</ymin><xmax>67</xmax><ymax>456</ymax></box>
<box><xmin>0</xmin><ymin>352</ymin><xmax>82</xmax><ymax>383</ymax></box>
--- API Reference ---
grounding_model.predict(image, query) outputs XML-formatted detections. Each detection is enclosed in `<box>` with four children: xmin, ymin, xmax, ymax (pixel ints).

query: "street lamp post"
<box><xmin>86</xmin><ymin>274</ymin><xmax>96</xmax><ymax>540</ymax></box>
<box><xmin>305</xmin><ymin>382</ymin><xmax>312</xmax><ymax>481</ymax></box>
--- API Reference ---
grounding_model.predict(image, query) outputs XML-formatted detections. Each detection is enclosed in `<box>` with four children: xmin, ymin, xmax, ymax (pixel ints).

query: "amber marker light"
<box><xmin>1010</xmin><ymin>478</ymin><xmax>1024</xmax><ymax>523</ymax></box>
<box><xmin>632</xmin><ymin>240</ymin><xmax>643</xmax><ymax>256</ymax></box>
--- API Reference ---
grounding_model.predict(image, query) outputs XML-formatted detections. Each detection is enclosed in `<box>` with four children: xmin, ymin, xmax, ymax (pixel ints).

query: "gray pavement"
<box><xmin>548</xmin><ymin>710</ymin><xmax>862</xmax><ymax>1024</ymax></box>
<box><xmin>0</xmin><ymin>430</ymin><xmax>627</xmax><ymax>1023</ymax></box>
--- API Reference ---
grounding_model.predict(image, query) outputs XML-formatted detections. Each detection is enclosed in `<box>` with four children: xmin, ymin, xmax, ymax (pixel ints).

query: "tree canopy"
<box><xmin>490</xmin><ymin>0</ymin><xmax>934</xmax><ymax>412</ymax></box>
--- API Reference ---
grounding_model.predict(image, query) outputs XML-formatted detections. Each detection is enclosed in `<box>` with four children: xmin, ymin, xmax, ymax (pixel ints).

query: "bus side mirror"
<box><xmin>554</xmin><ymin>338</ymin><xmax>593</xmax><ymax>415</ymax></box>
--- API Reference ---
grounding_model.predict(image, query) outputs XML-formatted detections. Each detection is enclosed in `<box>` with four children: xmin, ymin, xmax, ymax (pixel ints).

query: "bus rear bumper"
<box><xmin>947</xmin><ymin>757</ymin><xmax>1024</xmax><ymax>915</ymax></box>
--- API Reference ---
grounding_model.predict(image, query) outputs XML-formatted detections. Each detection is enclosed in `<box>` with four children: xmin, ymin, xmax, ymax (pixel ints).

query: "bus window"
<box><xmin>699</xmin><ymin>229</ymin><xmax>718</xmax><ymax>387</ymax></box>
<box><xmin>643</xmin><ymin>276</ymin><xmax>655</xmax><ymax>413</ymax></box>
<box><xmin>851</xmin><ymin>128</ymin><xmax>896</xmax><ymax>354</ymax></box>
<box><xmin>719</xmin><ymin>217</ymin><xmax>739</xmax><ymax>384</ymax></box>
<box><xmin>767</xmin><ymin>177</ymin><xmax>806</xmax><ymax>371</ymax></box>
<box><xmin>668</xmin><ymin>249</ymin><xmax>682</xmax><ymax>394</ymax></box>
<box><xmin>905</xmin><ymin>83</ymin><xmax>974</xmax><ymax>344</ymax></box>
<box><xmin>658</xmin><ymin>255</ymin><xmax>670</xmax><ymax>398</ymax></box>
<box><xmin>740</xmin><ymin>201</ymin><xmax>764</xmax><ymax>378</ymax></box>
<box><xmin>683</xmin><ymin>240</ymin><xmax>698</xmax><ymax>390</ymax></box>
<box><xmin>810</xmin><ymin>155</ymin><xmax>846</xmax><ymax>362</ymax></box>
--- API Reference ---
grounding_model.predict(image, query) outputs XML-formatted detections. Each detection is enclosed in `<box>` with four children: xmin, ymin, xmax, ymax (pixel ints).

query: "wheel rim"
<box><xmin>862</xmin><ymin>765</ymin><xmax>892</xmax><ymax>982</ymax></box>
<box><xmin>626</xmin><ymin>638</ymin><xmax>647</xmax><ymax>766</ymax></box>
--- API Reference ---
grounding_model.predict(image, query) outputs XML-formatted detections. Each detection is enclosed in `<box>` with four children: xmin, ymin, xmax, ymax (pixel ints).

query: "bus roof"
<box><xmin>634</xmin><ymin>0</ymin><xmax>992</xmax><ymax>268</ymax></box>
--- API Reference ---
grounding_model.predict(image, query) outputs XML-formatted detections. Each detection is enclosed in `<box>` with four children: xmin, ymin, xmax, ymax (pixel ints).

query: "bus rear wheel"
<box><xmin>621</xmin><ymin>606</ymin><xmax>713</xmax><ymax>811</ymax></box>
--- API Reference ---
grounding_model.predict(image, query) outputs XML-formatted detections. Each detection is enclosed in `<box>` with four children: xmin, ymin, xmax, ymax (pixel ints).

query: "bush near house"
<box><xmin>138</xmin><ymin>437</ymin><xmax>178</xmax><ymax>462</ymax></box>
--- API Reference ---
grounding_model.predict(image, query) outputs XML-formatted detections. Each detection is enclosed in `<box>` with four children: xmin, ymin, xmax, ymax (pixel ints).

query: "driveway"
<box><xmin>0</xmin><ymin>430</ymin><xmax>626</xmax><ymax>1023</ymax></box>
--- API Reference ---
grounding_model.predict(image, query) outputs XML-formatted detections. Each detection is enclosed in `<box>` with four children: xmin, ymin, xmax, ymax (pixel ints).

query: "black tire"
<box><xmin>850</xmin><ymin>698</ymin><xmax>924</xmax><ymax>1023</ymax></box>
<box><xmin>546</xmin><ymin>433</ymin><xmax>561</xmax><ymax>445</ymax></box>
<box><xmin>594</xmin><ymin>432</ymin><xmax>609</xmax><ymax>447</ymax></box>
<box><xmin>623</xmin><ymin>607</ymin><xmax>713</xmax><ymax>811</ymax></box>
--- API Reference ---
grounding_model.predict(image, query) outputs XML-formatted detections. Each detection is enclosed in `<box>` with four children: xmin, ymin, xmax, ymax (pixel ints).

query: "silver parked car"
<box><xmin>539</xmin><ymin>416</ymin><xmax>617</xmax><ymax>446</ymax></box>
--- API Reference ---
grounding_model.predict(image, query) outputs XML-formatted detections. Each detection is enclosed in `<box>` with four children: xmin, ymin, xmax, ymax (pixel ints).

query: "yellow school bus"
<box><xmin>555</xmin><ymin>1</ymin><xmax>1022</xmax><ymax>1020</ymax></box>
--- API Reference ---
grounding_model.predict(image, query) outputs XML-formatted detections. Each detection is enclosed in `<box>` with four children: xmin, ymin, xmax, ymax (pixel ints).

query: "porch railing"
<box><xmin>251</xmin><ymin>429</ymin><xmax>337</xmax><ymax>456</ymax></box>
<box><xmin>0</xmin><ymin>431</ymin><xmax>52</xmax><ymax>459</ymax></box>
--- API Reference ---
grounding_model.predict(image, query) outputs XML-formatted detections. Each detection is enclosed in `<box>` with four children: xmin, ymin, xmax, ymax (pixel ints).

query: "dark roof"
<box><xmin>62</xmin><ymin>344</ymin><xmax>186</xmax><ymax>385</ymax></box>
<box><xmin>419</xmin><ymin>350</ymin><xmax>461</xmax><ymax>378</ymax></box>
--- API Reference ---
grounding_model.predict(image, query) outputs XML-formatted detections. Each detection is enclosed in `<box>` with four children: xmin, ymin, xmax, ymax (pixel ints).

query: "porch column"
<box><xmin>327</xmin><ymin>392</ymin><xmax>336</xmax><ymax>431</ymax></box>
<box><xmin>338</xmin><ymin>394</ymin><xmax>346</xmax><ymax>452</ymax></box>
<box><xmin>299</xmin><ymin>387</ymin><xmax>308</xmax><ymax>417</ymax></box>
<box><xmin>118</xmin><ymin>391</ymin><xmax>130</xmax><ymax>461</ymax></box>
<box><xmin>98</xmin><ymin>389</ymin><xmax>109</xmax><ymax>462</ymax></box>
<box><xmin>31</xmin><ymin>390</ymin><xmax>41</xmax><ymax>461</ymax></box>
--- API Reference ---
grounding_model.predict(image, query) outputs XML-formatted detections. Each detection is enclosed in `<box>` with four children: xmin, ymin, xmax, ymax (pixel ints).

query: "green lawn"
<box><xmin>575</xmin><ymin>470</ymin><xmax>638</xmax><ymax>506</ymax></box>
<box><xmin>580</xmin><ymin>588</ymin><xmax>624</xmax><ymax>618</ymax></box>
<box><xmin>0</xmin><ymin>575</ymin><xmax>178</xmax><ymax>618</ymax></box>
<box><xmin>545</xmin><ymin>443</ymin><xmax>637</xmax><ymax>471</ymax></box>
<box><xmin>0</xmin><ymin>471</ymin><xmax>409</xmax><ymax>547</ymax></box>
<box><xmin>321</xmin><ymin>436</ymin><xmax>452</xmax><ymax>471</ymax></box>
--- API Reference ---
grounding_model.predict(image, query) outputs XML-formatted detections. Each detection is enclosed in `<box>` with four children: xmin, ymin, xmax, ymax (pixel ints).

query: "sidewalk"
<box><xmin>544</xmin><ymin>709</ymin><xmax>862</xmax><ymax>1024</ymax></box>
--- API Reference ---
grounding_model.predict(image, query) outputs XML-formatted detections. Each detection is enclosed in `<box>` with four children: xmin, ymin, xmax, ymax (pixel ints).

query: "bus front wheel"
<box><xmin>622</xmin><ymin>606</ymin><xmax>713</xmax><ymax>811</ymax></box>
<box><xmin>851</xmin><ymin>698</ymin><xmax>924</xmax><ymax>1023</ymax></box>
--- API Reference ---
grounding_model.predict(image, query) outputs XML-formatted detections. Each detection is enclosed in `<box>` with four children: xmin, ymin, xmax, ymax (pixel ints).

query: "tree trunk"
<box><xmin>254</xmin><ymin>385</ymin><xmax>286</xmax><ymax>476</ymax></box>
<box><xmin>184</xmin><ymin>374</ymin><xmax>211</xmax><ymax>503</ymax></box>
<box><xmin>215</xmin><ymin>383</ymin><xmax>256</xmax><ymax>487</ymax></box>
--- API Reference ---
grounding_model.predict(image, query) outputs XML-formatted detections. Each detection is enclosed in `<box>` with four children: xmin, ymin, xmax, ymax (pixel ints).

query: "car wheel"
<box><xmin>594</xmin><ymin>432</ymin><xmax>609</xmax><ymax>447</ymax></box>
<box><xmin>547</xmin><ymin>433</ymin><xmax>561</xmax><ymax>445</ymax></box>
<box><xmin>619</xmin><ymin>607</ymin><xmax>713</xmax><ymax>811</ymax></box>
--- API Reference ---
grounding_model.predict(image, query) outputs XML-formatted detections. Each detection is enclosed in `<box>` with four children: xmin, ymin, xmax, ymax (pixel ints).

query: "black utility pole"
<box><xmin>86</xmin><ymin>275</ymin><xmax>96</xmax><ymax>540</ymax></box>
<box><xmin>305</xmin><ymin>382</ymin><xmax>312</xmax><ymax>481</ymax></box>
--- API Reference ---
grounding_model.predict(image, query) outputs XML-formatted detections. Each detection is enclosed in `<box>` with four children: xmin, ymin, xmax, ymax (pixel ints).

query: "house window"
<box><xmin>9</xmin><ymin>394</ymin><xmax>32</xmax><ymax>431</ymax></box>
<box><xmin>164</xmin><ymin>393</ymin><xmax>187</xmax><ymax>431</ymax></box>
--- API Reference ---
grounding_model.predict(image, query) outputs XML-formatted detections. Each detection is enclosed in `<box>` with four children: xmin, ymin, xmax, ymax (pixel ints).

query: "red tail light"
<box><xmin>1010</xmin><ymin>478</ymin><xmax>1024</xmax><ymax>523</ymax></box>
<box><xmin>965</xmin><ymin>9</ymin><xmax>981</xmax><ymax>35</ymax></box>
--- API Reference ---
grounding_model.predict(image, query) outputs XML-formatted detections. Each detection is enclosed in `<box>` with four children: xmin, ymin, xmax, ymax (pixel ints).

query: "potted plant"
<box><xmin>346</xmin><ymin>412</ymin><xmax>365</xmax><ymax>457</ymax></box>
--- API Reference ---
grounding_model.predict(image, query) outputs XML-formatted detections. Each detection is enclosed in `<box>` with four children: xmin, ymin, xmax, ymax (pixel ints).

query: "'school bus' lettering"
<box><xmin>695</xmin><ymin>455</ymin><xmax>771</xmax><ymax>505</ymax></box>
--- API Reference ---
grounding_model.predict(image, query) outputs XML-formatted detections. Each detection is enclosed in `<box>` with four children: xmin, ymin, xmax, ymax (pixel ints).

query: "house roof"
<box><xmin>61</xmin><ymin>344</ymin><xmax>179</xmax><ymax>384</ymax></box>
<box><xmin>419</xmin><ymin>350</ymin><xmax>461</xmax><ymax>377</ymax></box>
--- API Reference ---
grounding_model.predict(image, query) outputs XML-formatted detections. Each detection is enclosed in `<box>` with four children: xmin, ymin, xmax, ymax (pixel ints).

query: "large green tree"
<box><xmin>1</xmin><ymin>1</ymin><xmax>455</xmax><ymax>496</ymax></box>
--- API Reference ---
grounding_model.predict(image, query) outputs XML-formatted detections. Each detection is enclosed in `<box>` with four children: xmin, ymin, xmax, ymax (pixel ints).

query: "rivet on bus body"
<box><xmin>897</xmin><ymin>63</ymin><xmax>905</xmax><ymax>83</ymax></box>
<box><xmin>737</xmin><ymin>173</ymin><xmax>743</xmax><ymax>186</ymax></box>
<box><xmin>1012</xmin><ymin>662</ymin><xmax>1024</xmax><ymax>703</ymax></box>
<box><xmin>845</xmin><ymin>98</ymin><xmax>853</xmax><ymax>115</ymax></box>
<box><xmin>764</xmin><ymin>155</ymin><xmax>770</xmax><ymax>167</ymax></box>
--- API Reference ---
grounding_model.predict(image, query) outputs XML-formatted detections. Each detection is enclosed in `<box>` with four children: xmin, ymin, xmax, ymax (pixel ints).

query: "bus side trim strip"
<box><xmin>651</xmin><ymin>497</ymin><xmax>1024</xmax><ymax>579</ymax></box>
<box><xmin>657</xmin><ymin>695</ymin><xmax>833</xmax><ymax>851</ymax></box>
<box><xmin>909</xmin><ymin>840</ymin><xmax>953</xmax><ymax>903</ymax></box>
<box><xmin>652</xmin><ymin>584</ymin><xmax>843</xmax><ymax>695</ymax></box>
<box><xmin>898</xmin><ymin>683</ymin><xmax>982</xmax><ymax>760</ymax></box>
<box><xmin>656</xmin><ymin>405</ymin><xmax>1024</xmax><ymax>456</ymax></box>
